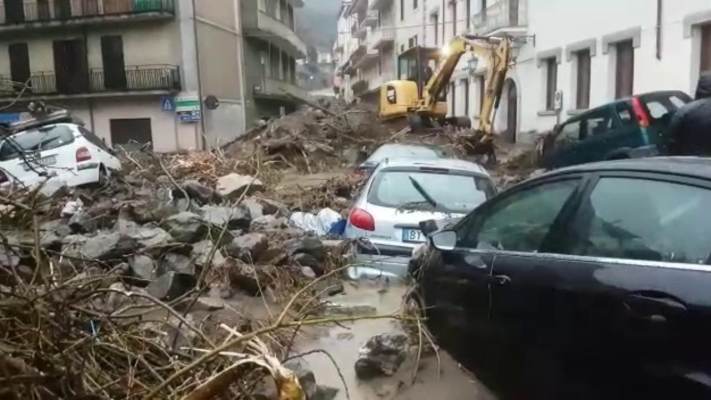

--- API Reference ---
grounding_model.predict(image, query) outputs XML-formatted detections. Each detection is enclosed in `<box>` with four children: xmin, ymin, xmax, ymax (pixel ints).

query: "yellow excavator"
<box><xmin>378</xmin><ymin>35</ymin><xmax>513</xmax><ymax>157</ymax></box>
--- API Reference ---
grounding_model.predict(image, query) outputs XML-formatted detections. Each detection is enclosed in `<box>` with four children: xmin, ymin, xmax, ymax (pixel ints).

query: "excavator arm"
<box><xmin>418</xmin><ymin>35</ymin><xmax>513</xmax><ymax>139</ymax></box>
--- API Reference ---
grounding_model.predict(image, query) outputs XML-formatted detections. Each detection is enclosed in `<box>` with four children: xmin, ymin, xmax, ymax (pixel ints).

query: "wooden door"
<box><xmin>53</xmin><ymin>39</ymin><xmax>89</xmax><ymax>94</ymax></box>
<box><xmin>4</xmin><ymin>0</ymin><xmax>25</xmax><ymax>23</ymax></box>
<box><xmin>615</xmin><ymin>40</ymin><xmax>634</xmax><ymax>99</ymax></box>
<box><xmin>9</xmin><ymin>43</ymin><xmax>30</xmax><ymax>89</ymax></box>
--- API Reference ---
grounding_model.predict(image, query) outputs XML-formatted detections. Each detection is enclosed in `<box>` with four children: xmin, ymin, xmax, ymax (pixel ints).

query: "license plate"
<box><xmin>402</xmin><ymin>228</ymin><xmax>425</xmax><ymax>243</ymax></box>
<box><xmin>22</xmin><ymin>155</ymin><xmax>57</xmax><ymax>171</ymax></box>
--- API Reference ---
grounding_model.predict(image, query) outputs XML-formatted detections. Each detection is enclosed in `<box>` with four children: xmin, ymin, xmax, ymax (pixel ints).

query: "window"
<box><xmin>8</xmin><ymin>43</ymin><xmax>30</xmax><ymax>88</ymax></box>
<box><xmin>458</xmin><ymin>179</ymin><xmax>580</xmax><ymax>251</ymax></box>
<box><xmin>413</xmin><ymin>0</ymin><xmax>418</xmax><ymax>9</ymax></box>
<box><xmin>368</xmin><ymin>170</ymin><xmax>494</xmax><ymax>213</ymax></box>
<box><xmin>616</xmin><ymin>103</ymin><xmax>636</xmax><ymax>128</ymax></box>
<box><xmin>408</xmin><ymin>35</ymin><xmax>418</xmax><ymax>48</ymax></box>
<box><xmin>110</xmin><ymin>118</ymin><xmax>152</xmax><ymax>150</ymax></box>
<box><xmin>576</xmin><ymin>49</ymin><xmax>591</xmax><ymax>109</ymax></box>
<box><xmin>400</xmin><ymin>0</ymin><xmax>404</xmax><ymax>20</ymax></box>
<box><xmin>477</xmin><ymin>75</ymin><xmax>485</xmax><ymax>112</ymax></box>
<box><xmin>556</xmin><ymin>120</ymin><xmax>582</xmax><ymax>145</ymax></box>
<box><xmin>433</xmin><ymin>13</ymin><xmax>439</xmax><ymax>45</ymax></box>
<box><xmin>101</xmin><ymin>36</ymin><xmax>127</xmax><ymax>90</ymax></box>
<box><xmin>615</xmin><ymin>40</ymin><xmax>634</xmax><ymax>99</ymax></box>
<box><xmin>545</xmin><ymin>57</ymin><xmax>558</xmax><ymax>110</ymax></box>
<box><xmin>701</xmin><ymin>24</ymin><xmax>711</xmax><ymax>74</ymax></box>
<box><xmin>451</xmin><ymin>1</ymin><xmax>457</xmax><ymax>37</ymax></box>
<box><xmin>466</xmin><ymin>0</ymin><xmax>471</xmax><ymax>30</ymax></box>
<box><xmin>53</xmin><ymin>39</ymin><xmax>89</xmax><ymax>94</ymax></box>
<box><xmin>450</xmin><ymin>82</ymin><xmax>456</xmax><ymax>115</ymax></box>
<box><xmin>463</xmin><ymin>79</ymin><xmax>470</xmax><ymax>117</ymax></box>
<box><xmin>79</xmin><ymin>127</ymin><xmax>108</xmax><ymax>151</ymax></box>
<box><xmin>0</xmin><ymin>125</ymin><xmax>75</xmax><ymax>161</ymax></box>
<box><xmin>567</xmin><ymin>178</ymin><xmax>711</xmax><ymax>264</ymax></box>
<box><xmin>581</xmin><ymin>108</ymin><xmax>617</xmax><ymax>137</ymax></box>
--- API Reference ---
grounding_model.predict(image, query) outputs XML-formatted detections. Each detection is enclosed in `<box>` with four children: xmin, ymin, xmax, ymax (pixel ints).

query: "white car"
<box><xmin>0</xmin><ymin>122</ymin><xmax>122</xmax><ymax>190</ymax></box>
<box><xmin>344</xmin><ymin>158</ymin><xmax>496</xmax><ymax>277</ymax></box>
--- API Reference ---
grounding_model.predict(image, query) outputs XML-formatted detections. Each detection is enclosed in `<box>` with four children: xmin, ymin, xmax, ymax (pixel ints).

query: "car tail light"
<box><xmin>349</xmin><ymin>208</ymin><xmax>375</xmax><ymax>231</ymax></box>
<box><xmin>76</xmin><ymin>146</ymin><xmax>92</xmax><ymax>162</ymax></box>
<box><xmin>0</xmin><ymin>170</ymin><xmax>8</xmax><ymax>184</ymax></box>
<box><xmin>631</xmin><ymin>97</ymin><xmax>650</xmax><ymax>128</ymax></box>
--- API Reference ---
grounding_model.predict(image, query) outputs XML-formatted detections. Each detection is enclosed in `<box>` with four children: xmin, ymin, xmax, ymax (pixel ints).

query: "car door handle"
<box><xmin>624</xmin><ymin>293</ymin><xmax>687</xmax><ymax>323</ymax></box>
<box><xmin>464</xmin><ymin>254</ymin><xmax>488</xmax><ymax>269</ymax></box>
<box><xmin>489</xmin><ymin>274</ymin><xmax>511</xmax><ymax>286</ymax></box>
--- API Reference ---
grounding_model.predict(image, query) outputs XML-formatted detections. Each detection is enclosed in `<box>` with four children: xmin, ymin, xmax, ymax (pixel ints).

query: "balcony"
<box><xmin>0</xmin><ymin>0</ymin><xmax>174</xmax><ymax>33</ymax></box>
<box><xmin>349</xmin><ymin>44</ymin><xmax>378</xmax><ymax>69</ymax></box>
<box><xmin>369</xmin><ymin>27</ymin><xmax>394</xmax><ymax>51</ymax></box>
<box><xmin>244</xmin><ymin>10</ymin><xmax>307</xmax><ymax>57</ymax></box>
<box><xmin>252</xmin><ymin>78</ymin><xmax>308</xmax><ymax>101</ymax></box>
<box><xmin>0</xmin><ymin>65</ymin><xmax>180</xmax><ymax>99</ymax></box>
<box><xmin>472</xmin><ymin>0</ymin><xmax>527</xmax><ymax>36</ymax></box>
<box><xmin>361</xmin><ymin>10</ymin><xmax>378</xmax><ymax>28</ymax></box>
<box><xmin>369</xmin><ymin>0</ymin><xmax>392</xmax><ymax>11</ymax></box>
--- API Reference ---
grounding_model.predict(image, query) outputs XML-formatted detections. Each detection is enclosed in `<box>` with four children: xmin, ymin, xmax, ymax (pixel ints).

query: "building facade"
<box><xmin>334</xmin><ymin>0</ymin><xmax>711</xmax><ymax>144</ymax></box>
<box><xmin>241</xmin><ymin>0</ymin><xmax>307</xmax><ymax>123</ymax></box>
<box><xmin>0</xmin><ymin>0</ymin><xmax>308</xmax><ymax>151</ymax></box>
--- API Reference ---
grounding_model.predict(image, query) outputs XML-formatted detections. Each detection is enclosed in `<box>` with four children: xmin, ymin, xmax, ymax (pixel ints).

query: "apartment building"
<box><xmin>0</xmin><ymin>0</ymin><xmax>308</xmax><ymax>151</ymax></box>
<box><xmin>335</xmin><ymin>0</ymin><xmax>711</xmax><ymax>145</ymax></box>
<box><xmin>241</xmin><ymin>0</ymin><xmax>307</xmax><ymax>122</ymax></box>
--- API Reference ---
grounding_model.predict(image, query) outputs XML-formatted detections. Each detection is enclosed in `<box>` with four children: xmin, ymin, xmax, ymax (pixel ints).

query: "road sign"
<box><xmin>178</xmin><ymin>110</ymin><xmax>201</xmax><ymax>123</ymax></box>
<box><xmin>160</xmin><ymin>96</ymin><xmax>175</xmax><ymax>111</ymax></box>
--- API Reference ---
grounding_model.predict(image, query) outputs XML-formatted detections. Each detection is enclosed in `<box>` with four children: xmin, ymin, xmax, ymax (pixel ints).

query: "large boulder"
<box><xmin>118</xmin><ymin>220</ymin><xmax>173</xmax><ymax>249</ymax></box>
<box><xmin>191</xmin><ymin>240</ymin><xmax>226</xmax><ymax>268</ymax></box>
<box><xmin>80</xmin><ymin>232</ymin><xmax>136</xmax><ymax>260</ymax></box>
<box><xmin>250</xmin><ymin>215</ymin><xmax>287</xmax><ymax>232</ymax></box>
<box><xmin>241</xmin><ymin>198</ymin><xmax>264</xmax><ymax>219</ymax></box>
<box><xmin>199</xmin><ymin>205</ymin><xmax>251</xmax><ymax>230</ymax></box>
<box><xmin>226</xmin><ymin>258</ymin><xmax>260</xmax><ymax>295</ymax></box>
<box><xmin>226</xmin><ymin>233</ymin><xmax>268</xmax><ymax>262</ymax></box>
<box><xmin>287</xmin><ymin>235</ymin><xmax>325</xmax><ymax>260</ymax></box>
<box><xmin>216</xmin><ymin>173</ymin><xmax>264</xmax><ymax>199</ymax></box>
<box><xmin>39</xmin><ymin>220</ymin><xmax>71</xmax><ymax>250</ymax></box>
<box><xmin>354</xmin><ymin>333</ymin><xmax>409</xmax><ymax>380</ymax></box>
<box><xmin>161</xmin><ymin>212</ymin><xmax>207</xmax><ymax>243</ymax></box>
<box><xmin>129</xmin><ymin>254</ymin><xmax>156</xmax><ymax>283</ymax></box>
<box><xmin>146</xmin><ymin>271</ymin><xmax>196</xmax><ymax>300</ymax></box>
<box><xmin>178</xmin><ymin>180</ymin><xmax>221</xmax><ymax>204</ymax></box>
<box><xmin>68</xmin><ymin>211</ymin><xmax>96</xmax><ymax>234</ymax></box>
<box><xmin>158</xmin><ymin>252</ymin><xmax>196</xmax><ymax>276</ymax></box>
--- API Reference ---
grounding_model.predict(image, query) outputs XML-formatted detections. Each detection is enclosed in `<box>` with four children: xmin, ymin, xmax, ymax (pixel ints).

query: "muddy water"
<box><xmin>294</xmin><ymin>275</ymin><xmax>497</xmax><ymax>400</ymax></box>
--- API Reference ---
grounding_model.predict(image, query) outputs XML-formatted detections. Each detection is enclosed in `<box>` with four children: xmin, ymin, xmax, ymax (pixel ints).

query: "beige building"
<box><xmin>0</xmin><ymin>0</ymin><xmax>301</xmax><ymax>151</ymax></box>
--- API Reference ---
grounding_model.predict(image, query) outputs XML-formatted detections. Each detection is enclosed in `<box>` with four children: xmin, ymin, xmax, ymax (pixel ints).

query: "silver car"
<box><xmin>345</xmin><ymin>158</ymin><xmax>495</xmax><ymax>277</ymax></box>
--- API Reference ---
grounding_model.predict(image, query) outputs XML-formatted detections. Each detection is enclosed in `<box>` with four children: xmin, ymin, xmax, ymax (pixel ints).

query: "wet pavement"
<box><xmin>294</xmin><ymin>273</ymin><xmax>497</xmax><ymax>400</ymax></box>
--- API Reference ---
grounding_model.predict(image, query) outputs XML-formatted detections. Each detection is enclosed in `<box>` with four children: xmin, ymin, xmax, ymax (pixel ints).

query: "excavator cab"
<box><xmin>379</xmin><ymin>46</ymin><xmax>448</xmax><ymax>121</ymax></box>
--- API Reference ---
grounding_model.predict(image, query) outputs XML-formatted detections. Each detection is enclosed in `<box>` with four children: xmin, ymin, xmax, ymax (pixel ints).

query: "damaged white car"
<box><xmin>0</xmin><ymin>122</ymin><xmax>121</xmax><ymax>190</ymax></box>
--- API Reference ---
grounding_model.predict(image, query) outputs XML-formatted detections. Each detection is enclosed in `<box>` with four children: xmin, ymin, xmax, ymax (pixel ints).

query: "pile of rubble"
<box><xmin>0</xmin><ymin>147</ymin><xmax>359</xmax><ymax>399</ymax></box>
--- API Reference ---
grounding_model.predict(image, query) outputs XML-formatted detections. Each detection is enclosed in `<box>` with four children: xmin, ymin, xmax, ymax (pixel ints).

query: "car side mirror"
<box><xmin>431</xmin><ymin>230</ymin><xmax>457</xmax><ymax>251</ymax></box>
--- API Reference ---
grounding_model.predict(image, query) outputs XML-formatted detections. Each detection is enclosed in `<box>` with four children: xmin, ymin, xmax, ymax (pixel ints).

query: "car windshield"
<box><xmin>0</xmin><ymin>125</ymin><xmax>74</xmax><ymax>161</ymax></box>
<box><xmin>365</xmin><ymin>145</ymin><xmax>444</xmax><ymax>165</ymax></box>
<box><xmin>368</xmin><ymin>169</ymin><xmax>494</xmax><ymax>213</ymax></box>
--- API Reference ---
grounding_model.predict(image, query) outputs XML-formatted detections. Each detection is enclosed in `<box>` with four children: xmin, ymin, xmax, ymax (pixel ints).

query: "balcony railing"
<box><xmin>369</xmin><ymin>27</ymin><xmax>394</xmax><ymax>50</ymax></box>
<box><xmin>0</xmin><ymin>65</ymin><xmax>180</xmax><ymax>97</ymax></box>
<box><xmin>472</xmin><ymin>0</ymin><xmax>527</xmax><ymax>35</ymax></box>
<box><xmin>369</xmin><ymin>0</ymin><xmax>392</xmax><ymax>11</ymax></box>
<box><xmin>252</xmin><ymin>78</ymin><xmax>308</xmax><ymax>100</ymax></box>
<box><xmin>0</xmin><ymin>0</ymin><xmax>174</xmax><ymax>26</ymax></box>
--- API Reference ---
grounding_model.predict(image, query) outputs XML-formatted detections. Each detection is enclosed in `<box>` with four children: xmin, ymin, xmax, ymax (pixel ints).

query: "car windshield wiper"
<box><xmin>408</xmin><ymin>175</ymin><xmax>437</xmax><ymax>208</ymax></box>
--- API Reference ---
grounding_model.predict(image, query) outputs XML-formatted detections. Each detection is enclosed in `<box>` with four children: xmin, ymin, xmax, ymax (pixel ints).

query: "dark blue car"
<box><xmin>542</xmin><ymin>91</ymin><xmax>691</xmax><ymax>169</ymax></box>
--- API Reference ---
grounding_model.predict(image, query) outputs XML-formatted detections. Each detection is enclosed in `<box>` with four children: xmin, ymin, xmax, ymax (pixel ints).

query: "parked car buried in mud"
<box><xmin>344</xmin><ymin>158</ymin><xmax>495</xmax><ymax>278</ymax></box>
<box><xmin>0</xmin><ymin>122</ymin><xmax>121</xmax><ymax>190</ymax></box>
<box><xmin>411</xmin><ymin>157</ymin><xmax>711</xmax><ymax>398</ymax></box>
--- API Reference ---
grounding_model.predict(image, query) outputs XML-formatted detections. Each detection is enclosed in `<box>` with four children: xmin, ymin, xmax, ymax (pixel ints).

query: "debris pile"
<box><xmin>223</xmin><ymin>103</ymin><xmax>391</xmax><ymax>173</ymax></box>
<box><xmin>0</xmin><ymin>148</ymin><xmax>361</xmax><ymax>399</ymax></box>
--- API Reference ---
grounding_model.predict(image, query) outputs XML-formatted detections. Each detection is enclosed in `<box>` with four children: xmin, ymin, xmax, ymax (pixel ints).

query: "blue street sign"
<box><xmin>160</xmin><ymin>96</ymin><xmax>175</xmax><ymax>112</ymax></box>
<box><xmin>178</xmin><ymin>110</ymin><xmax>201</xmax><ymax>122</ymax></box>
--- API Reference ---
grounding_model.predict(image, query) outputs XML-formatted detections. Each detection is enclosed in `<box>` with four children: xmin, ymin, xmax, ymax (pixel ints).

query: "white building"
<box><xmin>335</xmin><ymin>0</ymin><xmax>711</xmax><ymax>144</ymax></box>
